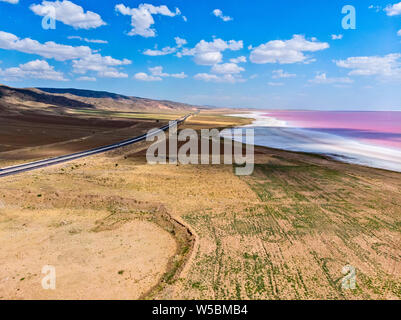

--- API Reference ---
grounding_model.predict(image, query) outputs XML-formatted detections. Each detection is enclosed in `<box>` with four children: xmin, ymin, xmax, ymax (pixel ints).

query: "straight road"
<box><xmin>0</xmin><ymin>115</ymin><xmax>190</xmax><ymax>178</ymax></box>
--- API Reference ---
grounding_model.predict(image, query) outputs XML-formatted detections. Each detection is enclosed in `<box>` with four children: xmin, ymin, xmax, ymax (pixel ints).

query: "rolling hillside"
<box><xmin>0</xmin><ymin>84</ymin><xmax>198</xmax><ymax>115</ymax></box>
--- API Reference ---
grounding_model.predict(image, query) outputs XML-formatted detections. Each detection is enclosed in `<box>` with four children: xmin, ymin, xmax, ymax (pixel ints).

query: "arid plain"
<box><xmin>1</xmin><ymin>86</ymin><xmax>401</xmax><ymax>300</ymax></box>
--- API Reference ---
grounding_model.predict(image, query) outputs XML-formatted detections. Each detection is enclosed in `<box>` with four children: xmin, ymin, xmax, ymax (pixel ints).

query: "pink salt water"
<box><xmin>265</xmin><ymin>111</ymin><xmax>401</xmax><ymax>149</ymax></box>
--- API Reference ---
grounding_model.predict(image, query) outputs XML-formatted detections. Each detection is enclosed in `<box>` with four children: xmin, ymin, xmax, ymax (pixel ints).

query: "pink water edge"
<box><xmin>264</xmin><ymin>111</ymin><xmax>401</xmax><ymax>150</ymax></box>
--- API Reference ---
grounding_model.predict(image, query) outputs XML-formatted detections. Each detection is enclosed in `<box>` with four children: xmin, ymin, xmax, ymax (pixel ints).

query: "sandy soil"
<box><xmin>0</xmin><ymin>209</ymin><xmax>176</xmax><ymax>299</ymax></box>
<box><xmin>0</xmin><ymin>141</ymin><xmax>191</xmax><ymax>300</ymax></box>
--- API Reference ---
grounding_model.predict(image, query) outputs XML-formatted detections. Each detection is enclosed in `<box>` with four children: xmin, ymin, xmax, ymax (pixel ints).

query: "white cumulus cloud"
<box><xmin>331</xmin><ymin>34</ymin><xmax>343</xmax><ymax>40</ymax></box>
<box><xmin>30</xmin><ymin>0</ymin><xmax>106</xmax><ymax>29</ymax></box>
<box><xmin>309</xmin><ymin>72</ymin><xmax>353</xmax><ymax>84</ymax></box>
<box><xmin>169</xmin><ymin>72</ymin><xmax>187</xmax><ymax>79</ymax></box>
<box><xmin>72</xmin><ymin>53</ymin><xmax>131</xmax><ymax>78</ymax></box>
<box><xmin>135</xmin><ymin>66</ymin><xmax>187</xmax><ymax>81</ymax></box>
<box><xmin>143</xmin><ymin>37</ymin><xmax>187</xmax><ymax>56</ymax></box>
<box><xmin>194</xmin><ymin>73</ymin><xmax>219</xmax><ymax>82</ymax></box>
<box><xmin>211</xmin><ymin>63</ymin><xmax>244</xmax><ymax>74</ymax></box>
<box><xmin>384</xmin><ymin>2</ymin><xmax>401</xmax><ymax>15</ymax></box>
<box><xmin>149</xmin><ymin>66</ymin><xmax>187</xmax><ymax>78</ymax></box>
<box><xmin>0</xmin><ymin>31</ymin><xmax>131</xmax><ymax>78</ymax></box>
<box><xmin>143</xmin><ymin>46</ymin><xmax>176</xmax><ymax>56</ymax></box>
<box><xmin>272</xmin><ymin>69</ymin><xmax>296</xmax><ymax>79</ymax></box>
<box><xmin>229</xmin><ymin>56</ymin><xmax>246</xmax><ymax>63</ymax></box>
<box><xmin>0</xmin><ymin>59</ymin><xmax>66</xmax><ymax>81</ymax></box>
<box><xmin>0</xmin><ymin>0</ymin><xmax>19</xmax><ymax>4</ymax></box>
<box><xmin>0</xmin><ymin>30</ymin><xmax>92</xmax><ymax>61</ymax></box>
<box><xmin>180</xmin><ymin>38</ymin><xmax>243</xmax><ymax>65</ymax></box>
<box><xmin>212</xmin><ymin>9</ymin><xmax>233</xmax><ymax>22</ymax></box>
<box><xmin>193</xmin><ymin>51</ymin><xmax>223</xmax><ymax>66</ymax></box>
<box><xmin>134</xmin><ymin>72</ymin><xmax>162</xmax><ymax>81</ymax></box>
<box><xmin>334</xmin><ymin>54</ymin><xmax>401</xmax><ymax>78</ymax></box>
<box><xmin>368</xmin><ymin>5</ymin><xmax>382</xmax><ymax>12</ymax></box>
<box><xmin>174</xmin><ymin>36</ymin><xmax>187</xmax><ymax>48</ymax></box>
<box><xmin>115</xmin><ymin>3</ymin><xmax>180</xmax><ymax>37</ymax></box>
<box><xmin>77</xmin><ymin>76</ymin><xmax>96</xmax><ymax>81</ymax></box>
<box><xmin>194</xmin><ymin>73</ymin><xmax>245</xmax><ymax>84</ymax></box>
<box><xmin>250</xmin><ymin>35</ymin><xmax>329</xmax><ymax>64</ymax></box>
<box><xmin>68</xmin><ymin>36</ymin><xmax>108</xmax><ymax>44</ymax></box>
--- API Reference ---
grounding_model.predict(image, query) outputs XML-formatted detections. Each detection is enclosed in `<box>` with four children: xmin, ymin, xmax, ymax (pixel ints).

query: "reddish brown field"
<box><xmin>0</xmin><ymin>113</ymin><xmax>167</xmax><ymax>161</ymax></box>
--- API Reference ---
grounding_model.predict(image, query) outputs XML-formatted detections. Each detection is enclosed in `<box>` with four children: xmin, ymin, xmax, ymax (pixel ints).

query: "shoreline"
<box><xmin>224</xmin><ymin>112</ymin><xmax>401</xmax><ymax>173</ymax></box>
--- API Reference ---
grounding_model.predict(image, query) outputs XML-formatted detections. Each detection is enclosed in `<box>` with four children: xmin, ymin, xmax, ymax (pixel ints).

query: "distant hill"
<box><xmin>37</xmin><ymin>87</ymin><xmax>130</xmax><ymax>100</ymax></box>
<box><xmin>0</xmin><ymin>84</ymin><xmax>198</xmax><ymax>115</ymax></box>
<box><xmin>0</xmin><ymin>85</ymin><xmax>94</xmax><ymax>110</ymax></box>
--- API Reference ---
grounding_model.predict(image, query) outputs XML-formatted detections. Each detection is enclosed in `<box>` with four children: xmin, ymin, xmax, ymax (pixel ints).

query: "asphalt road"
<box><xmin>0</xmin><ymin>115</ymin><xmax>190</xmax><ymax>178</ymax></box>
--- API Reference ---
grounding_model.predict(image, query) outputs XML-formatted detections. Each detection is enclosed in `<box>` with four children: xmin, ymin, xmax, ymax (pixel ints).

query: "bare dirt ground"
<box><xmin>1</xmin><ymin>111</ymin><xmax>400</xmax><ymax>300</ymax></box>
<box><xmin>0</xmin><ymin>151</ymin><xmax>188</xmax><ymax>300</ymax></box>
<box><xmin>0</xmin><ymin>113</ymin><xmax>169</xmax><ymax>162</ymax></box>
<box><xmin>0</xmin><ymin>213</ymin><xmax>176</xmax><ymax>300</ymax></box>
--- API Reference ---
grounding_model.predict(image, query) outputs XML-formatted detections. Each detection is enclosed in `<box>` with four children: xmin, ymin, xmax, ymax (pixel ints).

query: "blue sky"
<box><xmin>0</xmin><ymin>0</ymin><xmax>401</xmax><ymax>110</ymax></box>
